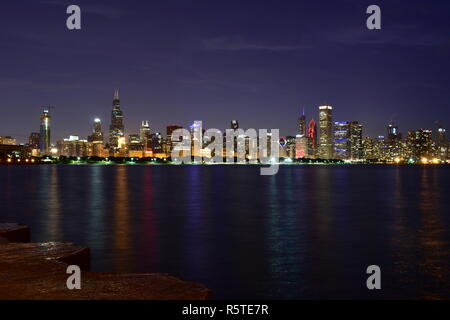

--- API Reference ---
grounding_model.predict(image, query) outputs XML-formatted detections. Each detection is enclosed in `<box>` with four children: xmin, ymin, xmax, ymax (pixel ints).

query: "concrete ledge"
<box><xmin>0</xmin><ymin>223</ymin><xmax>30</xmax><ymax>243</ymax></box>
<box><xmin>0</xmin><ymin>225</ymin><xmax>212</xmax><ymax>300</ymax></box>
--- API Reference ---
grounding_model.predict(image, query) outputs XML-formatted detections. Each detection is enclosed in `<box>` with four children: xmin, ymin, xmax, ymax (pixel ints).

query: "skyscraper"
<box><xmin>333</xmin><ymin>121</ymin><xmax>363</xmax><ymax>160</ymax></box>
<box><xmin>231</xmin><ymin>120</ymin><xmax>239</xmax><ymax>130</ymax></box>
<box><xmin>140</xmin><ymin>121</ymin><xmax>151</xmax><ymax>151</ymax></box>
<box><xmin>307</xmin><ymin>119</ymin><xmax>317</xmax><ymax>158</ymax></box>
<box><xmin>39</xmin><ymin>109</ymin><xmax>51</xmax><ymax>156</ymax></box>
<box><xmin>88</xmin><ymin>118</ymin><xmax>104</xmax><ymax>143</ymax></box>
<box><xmin>140</xmin><ymin>121</ymin><xmax>151</xmax><ymax>142</ymax></box>
<box><xmin>109</xmin><ymin>89</ymin><xmax>125</xmax><ymax>155</ymax></box>
<box><xmin>387</xmin><ymin>123</ymin><xmax>401</xmax><ymax>143</ymax></box>
<box><xmin>298</xmin><ymin>109</ymin><xmax>306</xmax><ymax>137</ymax></box>
<box><xmin>436</xmin><ymin>125</ymin><xmax>448</xmax><ymax>159</ymax></box>
<box><xmin>407</xmin><ymin>129</ymin><xmax>433</xmax><ymax>160</ymax></box>
<box><xmin>334</xmin><ymin>122</ymin><xmax>350</xmax><ymax>159</ymax></box>
<box><xmin>88</xmin><ymin>118</ymin><xmax>106</xmax><ymax>157</ymax></box>
<box><xmin>318</xmin><ymin>105</ymin><xmax>333</xmax><ymax>159</ymax></box>
<box><xmin>28</xmin><ymin>132</ymin><xmax>40</xmax><ymax>149</ymax></box>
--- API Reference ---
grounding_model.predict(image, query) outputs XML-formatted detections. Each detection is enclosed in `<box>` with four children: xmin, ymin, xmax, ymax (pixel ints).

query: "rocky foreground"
<box><xmin>0</xmin><ymin>223</ymin><xmax>211</xmax><ymax>300</ymax></box>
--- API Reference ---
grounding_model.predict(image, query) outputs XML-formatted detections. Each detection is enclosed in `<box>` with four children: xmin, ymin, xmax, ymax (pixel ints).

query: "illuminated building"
<box><xmin>109</xmin><ymin>89</ymin><xmax>125</xmax><ymax>155</ymax></box>
<box><xmin>0</xmin><ymin>136</ymin><xmax>17</xmax><ymax>145</ymax></box>
<box><xmin>285</xmin><ymin>136</ymin><xmax>296</xmax><ymax>159</ymax></box>
<box><xmin>127</xmin><ymin>134</ymin><xmax>143</xmax><ymax>158</ymax></box>
<box><xmin>151</xmin><ymin>132</ymin><xmax>164</xmax><ymax>156</ymax></box>
<box><xmin>164</xmin><ymin>125</ymin><xmax>183</xmax><ymax>156</ymax></box>
<box><xmin>295</xmin><ymin>134</ymin><xmax>307</xmax><ymax>159</ymax></box>
<box><xmin>318</xmin><ymin>105</ymin><xmax>333</xmax><ymax>159</ymax></box>
<box><xmin>28</xmin><ymin>132</ymin><xmax>40</xmax><ymax>149</ymax></box>
<box><xmin>436</xmin><ymin>125</ymin><xmax>448</xmax><ymax>159</ymax></box>
<box><xmin>362</xmin><ymin>137</ymin><xmax>377</xmax><ymax>160</ymax></box>
<box><xmin>190</xmin><ymin>121</ymin><xmax>203</xmax><ymax>159</ymax></box>
<box><xmin>406</xmin><ymin>129</ymin><xmax>433</xmax><ymax>160</ymax></box>
<box><xmin>88</xmin><ymin>118</ymin><xmax>104</xmax><ymax>143</ymax></box>
<box><xmin>298</xmin><ymin>109</ymin><xmax>306</xmax><ymax>137</ymax></box>
<box><xmin>39</xmin><ymin>109</ymin><xmax>51</xmax><ymax>156</ymax></box>
<box><xmin>28</xmin><ymin>132</ymin><xmax>40</xmax><ymax>157</ymax></box>
<box><xmin>57</xmin><ymin>136</ymin><xmax>89</xmax><ymax>157</ymax></box>
<box><xmin>349</xmin><ymin>121</ymin><xmax>363</xmax><ymax>160</ymax></box>
<box><xmin>87</xmin><ymin>119</ymin><xmax>107</xmax><ymax>157</ymax></box>
<box><xmin>307</xmin><ymin>119</ymin><xmax>317</xmax><ymax>158</ymax></box>
<box><xmin>295</xmin><ymin>109</ymin><xmax>308</xmax><ymax>158</ymax></box>
<box><xmin>387</xmin><ymin>123</ymin><xmax>401</xmax><ymax>143</ymax></box>
<box><xmin>139</xmin><ymin>120</ymin><xmax>151</xmax><ymax>147</ymax></box>
<box><xmin>334</xmin><ymin>122</ymin><xmax>350</xmax><ymax>159</ymax></box>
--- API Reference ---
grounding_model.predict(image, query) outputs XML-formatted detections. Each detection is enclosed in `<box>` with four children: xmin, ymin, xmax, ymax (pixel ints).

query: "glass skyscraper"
<box><xmin>318</xmin><ymin>105</ymin><xmax>333</xmax><ymax>159</ymax></box>
<box><xmin>109</xmin><ymin>89</ymin><xmax>125</xmax><ymax>155</ymax></box>
<box><xmin>39</xmin><ymin>109</ymin><xmax>51</xmax><ymax>156</ymax></box>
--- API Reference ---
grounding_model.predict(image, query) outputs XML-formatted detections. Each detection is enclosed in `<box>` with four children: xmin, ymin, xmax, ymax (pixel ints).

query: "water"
<box><xmin>1</xmin><ymin>164</ymin><xmax>449</xmax><ymax>299</ymax></box>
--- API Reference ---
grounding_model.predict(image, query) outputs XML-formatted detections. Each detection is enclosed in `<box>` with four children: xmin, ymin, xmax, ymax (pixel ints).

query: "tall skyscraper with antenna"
<box><xmin>298</xmin><ymin>108</ymin><xmax>306</xmax><ymax>137</ymax></box>
<box><xmin>109</xmin><ymin>89</ymin><xmax>125</xmax><ymax>155</ymax></box>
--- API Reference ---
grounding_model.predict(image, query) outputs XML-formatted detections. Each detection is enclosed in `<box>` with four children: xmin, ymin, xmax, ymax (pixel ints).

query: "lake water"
<box><xmin>1</xmin><ymin>165</ymin><xmax>449</xmax><ymax>299</ymax></box>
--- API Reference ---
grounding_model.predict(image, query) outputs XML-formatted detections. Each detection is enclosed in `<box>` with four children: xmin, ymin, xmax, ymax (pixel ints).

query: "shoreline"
<box><xmin>0</xmin><ymin>223</ymin><xmax>212</xmax><ymax>300</ymax></box>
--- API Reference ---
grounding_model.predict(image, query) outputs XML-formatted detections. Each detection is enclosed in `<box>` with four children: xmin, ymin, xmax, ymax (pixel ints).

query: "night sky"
<box><xmin>1</xmin><ymin>0</ymin><xmax>450</xmax><ymax>143</ymax></box>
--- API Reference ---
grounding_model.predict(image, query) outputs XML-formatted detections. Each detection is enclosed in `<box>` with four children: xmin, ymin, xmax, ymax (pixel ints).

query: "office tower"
<box><xmin>362</xmin><ymin>137</ymin><xmax>376</xmax><ymax>160</ymax></box>
<box><xmin>0</xmin><ymin>136</ymin><xmax>16</xmax><ymax>145</ymax></box>
<box><xmin>406</xmin><ymin>129</ymin><xmax>433</xmax><ymax>160</ymax></box>
<box><xmin>88</xmin><ymin>118</ymin><xmax>104</xmax><ymax>143</ymax></box>
<box><xmin>349</xmin><ymin>121</ymin><xmax>363</xmax><ymax>160</ymax></box>
<box><xmin>231</xmin><ymin>120</ymin><xmax>239</xmax><ymax>130</ymax></box>
<box><xmin>190</xmin><ymin>121</ymin><xmax>202</xmax><ymax>159</ymax></box>
<box><xmin>140</xmin><ymin>121</ymin><xmax>151</xmax><ymax>144</ymax></box>
<box><xmin>87</xmin><ymin>119</ymin><xmax>108</xmax><ymax>157</ymax></box>
<box><xmin>307</xmin><ymin>119</ymin><xmax>317</xmax><ymax>158</ymax></box>
<box><xmin>387</xmin><ymin>123</ymin><xmax>401</xmax><ymax>143</ymax></box>
<box><xmin>334</xmin><ymin>122</ymin><xmax>350</xmax><ymax>159</ymax></box>
<box><xmin>167</xmin><ymin>125</ymin><xmax>183</xmax><ymax>139</ymax></box>
<box><xmin>295</xmin><ymin>134</ymin><xmax>307</xmax><ymax>159</ymax></box>
<box><xmin>165</xmin><ymin>125</ymin><xmax>183</xmax><ymax>155</ymax></box>
<box><xmin>128</xmin><ymin>134</ymin><xmax>143</xmax><ymax>158</ymax></box>
<box><xmin>385</xmin><ymin>123</ymin><xmax>402</xmax><ymax>160</ymax></box>
<box><xmin>109</xmin><ymin>89</ymin><xmax>125</xmax><ymax>155</ymax></box>
<box><xmin>151</xmin><ymin>132</ymin><xmax>163</xmax><ymax>155</ymax></box>
<box><xmin>333</xmin><ymin>121</ymin><xmax>363</xmax><ymax>160</ymax></box>
<box><xmin>436</xmin><ymin>125</ymin><xmax>448</xmax><ymax>159</ymax></box>
<box><xmin>298</xmin><ymin>109</ymin><xmax>306</xmax><ymax>137</ymax></box>
<box><xmin>39</xmin><ymin>109</ymin><xmax>51</xmax><ymax>155</ymax></box>
<box><xmin>318</xmin><ymin>105</ymin><xmax>333</xmax><ymax>159</ymax></box>
<box><xmin>28</xmin><ymin>133</ymin><xmax>40</xmax><ymax>149</ymax></box>
<box><xmin>57</xmin><ymin>136</ymin><xmax>89</xmax><ymax>157</ymax></box>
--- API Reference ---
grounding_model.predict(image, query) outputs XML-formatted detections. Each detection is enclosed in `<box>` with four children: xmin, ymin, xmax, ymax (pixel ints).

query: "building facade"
<box><xmin>109</xmin><ymin>89</ymin><xmax>125</xmax><ymax>155</ymax></box>
<box><xmin>39</xmin><ymin>109</ymin><xmax>51</xmax><ymax>155</ymax></box>
<box><xmin>318</xmin><ymin>105</ymin><xmax>333</xmax><ymax>159</ymax></box>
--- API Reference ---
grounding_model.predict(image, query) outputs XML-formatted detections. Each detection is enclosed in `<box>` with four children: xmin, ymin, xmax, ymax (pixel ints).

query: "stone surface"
<box><xmin>0</xmin><ymin>223</ymin><xmax>30</xmax><ymax>243</ymax></box>
<box><xmin>0</xmin><ymin>225</ymin><xmax>211</xmax><ymax>300</ymax></box>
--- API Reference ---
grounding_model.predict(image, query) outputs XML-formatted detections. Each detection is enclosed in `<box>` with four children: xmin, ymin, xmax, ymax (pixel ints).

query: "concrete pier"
<box><xmin>0</xmin><ymin>223</ymin><xmax>212</xmax><ymax>300</ymax></box>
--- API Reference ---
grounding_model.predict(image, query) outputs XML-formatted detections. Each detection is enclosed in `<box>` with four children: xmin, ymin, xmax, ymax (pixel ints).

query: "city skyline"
<box><xmin>1</xmin><ymin>88</ymin><xmax>449</xmax><ymax>146</ymax></box>
<box><xmin>1</xmin><ymin>1</ymin><xmax>450</xmax><ymax>142</ymax></box>
<box><xmin>0</xmin><ymin>88</ymin><xmax>446</xmax><ymax>164</ymax></box>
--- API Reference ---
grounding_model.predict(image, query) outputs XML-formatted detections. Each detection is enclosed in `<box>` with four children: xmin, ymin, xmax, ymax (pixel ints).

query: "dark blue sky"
<box><xmin>1</xmin><ymin>0</ymin><xmax>450</xmax><ymax>143</ymax></box>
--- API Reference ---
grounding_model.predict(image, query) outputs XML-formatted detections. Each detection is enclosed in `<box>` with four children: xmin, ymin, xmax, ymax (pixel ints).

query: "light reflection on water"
<box><xmin>0</xmin><ymin>165</ymin><xmax>449</xmax><ymax>299</ymax></box>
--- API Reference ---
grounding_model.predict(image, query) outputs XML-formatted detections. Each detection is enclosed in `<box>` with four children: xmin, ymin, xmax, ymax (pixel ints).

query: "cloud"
<box><xmin>203</xmin><ymin>36</ymin><xmax>310</xmax><ymax>52</ymax></box>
